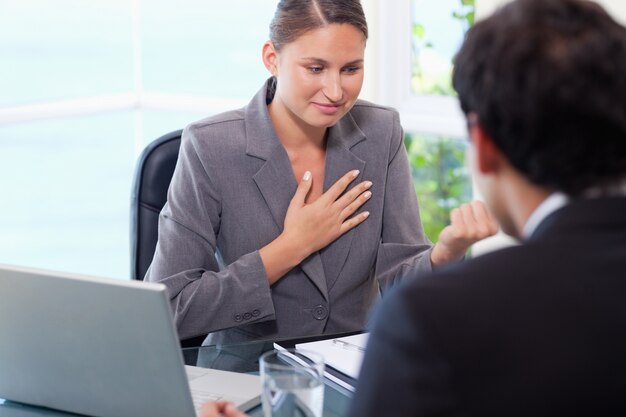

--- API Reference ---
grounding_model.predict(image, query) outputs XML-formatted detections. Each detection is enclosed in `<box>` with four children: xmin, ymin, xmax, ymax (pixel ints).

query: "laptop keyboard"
<box><xmin>191</xmin><ymin>390</ymin><xmax>223</xmax><ymax>411</ymax></box>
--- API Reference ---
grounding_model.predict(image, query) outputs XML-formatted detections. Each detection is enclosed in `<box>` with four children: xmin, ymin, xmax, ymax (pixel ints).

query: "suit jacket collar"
<box><xmin>245</xmin><ymin>78</ymin><xmax>367</xmax><ymax>301</ymax></box>
<box><xmin>244</xmin><ymin>78</ymin><xmax>366</xmax><ymax>160</ymax></box>
<box><xmin>528</xmin><ymin>196</ymin><xmax>626</xmax><ymax>242</ymax></box>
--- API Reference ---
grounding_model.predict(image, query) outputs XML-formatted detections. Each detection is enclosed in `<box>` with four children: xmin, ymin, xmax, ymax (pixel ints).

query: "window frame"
<box><xmin>371</xmin><ymin>0</ymin><xmax>467</xmax><ymax>138</ymax></box>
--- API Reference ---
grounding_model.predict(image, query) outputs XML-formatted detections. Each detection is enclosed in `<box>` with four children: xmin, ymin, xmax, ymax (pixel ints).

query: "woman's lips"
<box><xmin>312</xmin><ymin>102</ymin><xmax>343</xmax><ymax>115</ymax></box>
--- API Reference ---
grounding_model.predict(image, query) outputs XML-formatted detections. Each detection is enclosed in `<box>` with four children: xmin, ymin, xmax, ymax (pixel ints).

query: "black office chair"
<box><xmin>130</xmin><ymin>129</ymin><xmax>182</xmax><ymax>281</ymax></box>
<box><xmin>130</xmin><ymin>129</ymin><xmax>206</xmax><ymax>348</ymax></box>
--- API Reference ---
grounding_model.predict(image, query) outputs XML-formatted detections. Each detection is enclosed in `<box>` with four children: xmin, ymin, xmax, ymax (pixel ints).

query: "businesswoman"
<box><xmin>145</xmin><ymin>0</ymin><xmax>497</xmax><ymax>345</ymax></box>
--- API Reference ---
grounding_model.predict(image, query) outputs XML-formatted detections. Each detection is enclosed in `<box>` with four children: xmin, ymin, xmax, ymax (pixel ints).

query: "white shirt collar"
<box><xmin>522</xmin><ymin>192</ymin><xmax>570</xmax><ymax>239</ymax></box>
<box><xmin>521</xmin><ymin>179</ymin><xmax>626</xmax><ymax>239</ymax></box>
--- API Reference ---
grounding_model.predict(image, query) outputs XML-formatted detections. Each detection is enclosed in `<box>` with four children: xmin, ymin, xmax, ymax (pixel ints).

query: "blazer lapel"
<box><xmin>251</xmin><ymin>145</ymin><xmax>296</xmax><ymax>230</ymax></box>
<box><xmin>321</xmin><ymin>113</ymin><xmax>366</xmax><ymax>291</ymax></box>
<box><xmin>245</xmin><ymin>80</ymin><xmax>329</xmax><ymax>301</ymax></box>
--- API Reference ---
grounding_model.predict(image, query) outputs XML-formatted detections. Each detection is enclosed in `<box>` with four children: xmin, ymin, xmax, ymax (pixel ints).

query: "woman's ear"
<box><xmin>262</xmin><ymin>41</ymin><xmax>278</xmax><ymax>76</ymax></box>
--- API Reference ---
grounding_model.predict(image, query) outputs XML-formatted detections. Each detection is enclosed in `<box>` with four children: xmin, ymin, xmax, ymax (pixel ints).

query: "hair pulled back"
<box><xmin>269</xmin><ymin>0</ymin><xmax>368</xmax><ymax>51</ymax></box>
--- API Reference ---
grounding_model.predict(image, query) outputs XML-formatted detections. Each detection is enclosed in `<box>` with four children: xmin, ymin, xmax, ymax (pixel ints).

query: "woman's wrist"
<box><xmin>259</xmin><ymin>232</ymin><xmax>310</xmax><ymax>284</ymax></box>
<box><xmin>430</xmin><ymin>242</ymin><xmax>465</xmax><ymax>268</ymax></box>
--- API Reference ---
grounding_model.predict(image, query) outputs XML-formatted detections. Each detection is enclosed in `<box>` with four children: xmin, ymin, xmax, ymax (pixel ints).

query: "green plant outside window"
<box><xmin>407</xmin><ymin>0</ymin><xmax>475</xmax><ymax>242</ymax></box>
<box><xmin>406</xmin><ymin>133</ymin><xmax>471</xmax><ymax>242</ymax></box>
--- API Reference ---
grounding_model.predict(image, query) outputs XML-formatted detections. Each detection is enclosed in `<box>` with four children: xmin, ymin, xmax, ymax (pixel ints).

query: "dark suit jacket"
<box><xmin>349</xmin><ymin>197</ymin><xmax>626</xmax><ymax>417</ymax></box>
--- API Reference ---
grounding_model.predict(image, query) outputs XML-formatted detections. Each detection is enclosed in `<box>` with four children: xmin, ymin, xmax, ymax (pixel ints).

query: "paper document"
<box><xmin>273</xmin><ymin>343</ymin><xmax>356</xmax><ymax>392</ymax></box>
<box><xmin>295</xmin><ymin>333</ymin><xmax>369</xmax><ymax>380</ymax></box>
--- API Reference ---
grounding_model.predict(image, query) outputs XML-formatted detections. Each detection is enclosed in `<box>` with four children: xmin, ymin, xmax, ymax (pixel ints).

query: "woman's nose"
<box><xmin>322</xmin><ymin>73</ymin><xmax>343</xmax><ymax>102</ymax></box>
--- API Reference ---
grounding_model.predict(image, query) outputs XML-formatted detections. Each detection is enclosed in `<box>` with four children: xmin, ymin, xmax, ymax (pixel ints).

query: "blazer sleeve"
<box><xmin>374</xmin><ymin>110</ymin><xmax>434</xmax><ymax>291</ymax></box>
<box><xmin>347</xmin><ymin>286</ymin><xmax>456</xmax><ymax>417</ymax></box>
<box><xmin>144</xmin><ymin>126</ymin><xmax>275</xmax><ymax>340</ymax></box>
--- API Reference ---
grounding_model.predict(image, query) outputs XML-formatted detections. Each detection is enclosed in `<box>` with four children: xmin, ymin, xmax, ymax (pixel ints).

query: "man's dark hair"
<box><xmin>453</xmin><ymin>0</ymin><xmax>626</xmax><ymax>195</ymax></box>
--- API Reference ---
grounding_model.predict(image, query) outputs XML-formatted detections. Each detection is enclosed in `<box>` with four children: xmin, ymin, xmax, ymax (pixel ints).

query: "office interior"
<box><xmin>1</xmin><ymin>0</ymin><xmax>625</xmax><ymax>280</ymax></box>
<box><xmin>2</xmin><ymin>0</ymin><xmax>626</xmax><ymax>415</ymax></box>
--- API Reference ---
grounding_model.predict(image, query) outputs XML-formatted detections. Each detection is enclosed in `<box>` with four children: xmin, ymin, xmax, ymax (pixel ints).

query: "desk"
<box><xmin>0</xmin><ymin>333</ymin><xmax>356</xmax><ymax>417</ymax></box>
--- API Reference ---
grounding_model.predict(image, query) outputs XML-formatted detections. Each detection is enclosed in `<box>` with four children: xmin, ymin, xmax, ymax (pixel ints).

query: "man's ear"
<box><xmin>262</xmin><ymin>41</ymin><xmax>278</xmax><ymax>76</ymax></box>
<box><xmin>468</xmin><ymin>113</ymin><xmax>501</xmax><ymax>174</ymax></box>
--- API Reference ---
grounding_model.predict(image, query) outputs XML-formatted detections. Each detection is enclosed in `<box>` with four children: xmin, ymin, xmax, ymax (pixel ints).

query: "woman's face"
<box><xmin>265</xmin><ymin>24</ymin><xmax>366</xmax><ymax>130</ymax></box>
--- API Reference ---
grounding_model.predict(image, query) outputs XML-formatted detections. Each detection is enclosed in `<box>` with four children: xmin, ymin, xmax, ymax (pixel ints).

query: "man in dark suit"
<box><xmin>347</xmin><ymin>0</ymin><xmax>626</xmax><ymax>416</ymax></box>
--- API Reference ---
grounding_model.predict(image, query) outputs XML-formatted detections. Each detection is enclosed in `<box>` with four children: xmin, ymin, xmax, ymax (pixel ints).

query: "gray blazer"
<box><xmin>146</xmin><ymin>79</ymin><xmax>433</xmax><ymax>344</ymax></box>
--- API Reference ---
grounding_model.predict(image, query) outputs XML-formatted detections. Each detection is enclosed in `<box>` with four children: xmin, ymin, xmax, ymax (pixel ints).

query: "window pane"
<box><xmin>405</xmin><ymin>132</ymin><xmax>472</xmax><ymax>242</ymax></box>
<box><xmin>411</xmin><ymin>0</ymin><xmax>474</xmax><ymax>96</ymax></box>
<box><xmin>139</xmin><ymin>109</ymin><xmax>206</xmax><ymax>148</ymax></box>
<box><xmin>0</xmin><ymin>113</ymin><xmax>134</xmax><ymax>278</ymax></box>
<box><xmin>0</xmin><ymin>0</ymin><xmax>133</xmax><ymax>106</ymax></box>
<box><xmin>0</xmin><ymin>109</ymin><xmax>207</xmax><ymax>279</ymax></box>
<box><xmin>141</xmin><ymin>0</ymin><xmax>277</xmax><ymax>99</ymax></box>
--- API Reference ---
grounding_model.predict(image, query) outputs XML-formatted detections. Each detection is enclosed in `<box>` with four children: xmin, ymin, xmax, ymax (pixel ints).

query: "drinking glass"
<box><xmin>259</xmin><ymin>349</ymin><xmax>325</xmax><ymax>417</ymax></box>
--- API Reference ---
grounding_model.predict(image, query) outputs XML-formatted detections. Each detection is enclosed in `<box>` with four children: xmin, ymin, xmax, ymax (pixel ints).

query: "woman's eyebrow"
<box><xmin>299</xmin><ymin>57</ymin><xmax>365</xmax><ymax>66</ymax></box>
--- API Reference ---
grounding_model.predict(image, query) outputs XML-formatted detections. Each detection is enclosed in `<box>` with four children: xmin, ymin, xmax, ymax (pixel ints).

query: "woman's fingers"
<box><xmin>199</xmin><ymin>401</ymin><xmax>247</xmax><ymax>417</ymax></box>
<box><xmin>335</xmin><ymin>180</ymin><xmax>372</xmax><ymax>212</ymax></box>
<box><xmin>320</xmin><ymin>169</ymin><xmax>360</xmax><ymax>204</ymax></box>
<box><xmin>340</xmin><ymin>188</ymin><xmax>372</xmax><ymax>220</ymax></box>
<box><xmin>458</xmin><ymin>201</ymin><xmax>498</xmax><ymax>239</ymax></box>
<box><xmin>339</xmin><ymin>210</ymin><xmax>370</xmax><ymax>234</ymax></box>
<box><xmin>280</xmin><ymin>169</ymin><xmax>372</xmax><ymax>259</ymax></box>
<box><xmin>471</xmin><ymin>200</ymin><xmax>499</xmax><ymax>235</ymax></box>
<box><xmin>289</xmin><ymin>170</ymin><xmax>313</xmax><ymax>208</ymax></box>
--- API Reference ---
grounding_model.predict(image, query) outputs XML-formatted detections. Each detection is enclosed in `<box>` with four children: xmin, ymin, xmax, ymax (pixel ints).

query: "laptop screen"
<box><xmin>0</xmin><ymin>264</ymin><xmax>198</xmax><ymax>417</ymax></box>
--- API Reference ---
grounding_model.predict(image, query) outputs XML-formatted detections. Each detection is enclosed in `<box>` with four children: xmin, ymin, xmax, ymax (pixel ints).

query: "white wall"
<box><xmin>477</xmin><ymin>0</ymin><xmax>626</xmax><ymax>24</ymax></box>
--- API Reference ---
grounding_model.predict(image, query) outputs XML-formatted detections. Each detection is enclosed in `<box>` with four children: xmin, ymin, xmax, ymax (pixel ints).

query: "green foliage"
<box><xmin>407</xmin><ymin>0</ymin><xmax>475</xmax><ymax>242</ymax></box>
<box><xmin>411</xmin><ymin>0</ymin><xmax>475</xmax><ymax>96</ymax></box>
<box><xmin>453</xmin><ymin>0</ymin><xmax>475</xmax><ymax>28</ymax></box>
<box><xmin>405</xmin><ymin>133</ymin><xmax>472</xmax><ymax>243</ymax></box>
<box><xmin>413</xmin><ymin>23</ymin><xmax>426</xmax><ymax>39</ymax></box>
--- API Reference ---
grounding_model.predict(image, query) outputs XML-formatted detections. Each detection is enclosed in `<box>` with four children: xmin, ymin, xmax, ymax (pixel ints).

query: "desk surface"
<box><xmin>0</xmin><ymin>333</ymin><xmax>357</xmax><ymax>417</ymax></box>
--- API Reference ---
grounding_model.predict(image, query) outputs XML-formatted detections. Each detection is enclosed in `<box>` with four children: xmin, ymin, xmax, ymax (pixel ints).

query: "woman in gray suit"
<box><xmin>145</xmin><ymin>0</ymin><xmax>497</xmax><ymax>345</ymax></box>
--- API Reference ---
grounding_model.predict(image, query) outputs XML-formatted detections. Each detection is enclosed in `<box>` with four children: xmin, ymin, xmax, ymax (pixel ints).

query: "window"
<box><xmin>0</xmin><ymin>0</ymin><xmax>133</xmax><ymax>106</ymax></box>
<box><xmin>2</xmin><ymin>0</ymin><xmax>479</xmax><ymax>278</ymax></box>
<box><xmin>405</xmin><ymin>132</ymin><xmax>471</xmax><ymax>242</ymax></box>
<box><xmin>373</xmin><ymin>0</ymin><xmax>474</xmax><ymax>242</ymax></box>
<box><xmin>411</xmin><ymin>0</ymin><xmax>473</xmax><ymax>96</ymax></box>
<box><xmin>0</xmin><ymin>1</ymin><xmax>276</xmax><ymax>278</ymax></box>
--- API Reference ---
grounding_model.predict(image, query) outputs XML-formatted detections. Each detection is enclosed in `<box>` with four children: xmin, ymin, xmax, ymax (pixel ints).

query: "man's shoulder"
<box><xmin>400</xmin><ymin>245</ymin><xmax>533</xmax><ymax>299</ymax></box>
<box><xmin>384</xmin><ymin>244</ymin><xmax>557</xmax><ymax>328</ymax></box>
<box><xmin>385</xmin><ymin>236</ymin><xmax>626</xmax><ymax>342</ymax></box>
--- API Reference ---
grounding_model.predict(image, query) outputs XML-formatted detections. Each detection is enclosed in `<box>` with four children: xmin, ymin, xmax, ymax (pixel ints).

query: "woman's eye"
<box><xmin>308</xmin><ymin>66</ymin><xmax>323</xmax><ymax>73</ymax></box>
<box><xmin>343</xmin><ymin>66</ymin><xmax>361</xmax><ymax>74</ymax></box>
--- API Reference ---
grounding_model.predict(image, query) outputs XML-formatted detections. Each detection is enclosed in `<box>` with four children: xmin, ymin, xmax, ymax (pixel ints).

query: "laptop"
<box><xmin>0</xmin><ymin>264</ymin><xmax>261</xmax><ymax>417</ymax></box>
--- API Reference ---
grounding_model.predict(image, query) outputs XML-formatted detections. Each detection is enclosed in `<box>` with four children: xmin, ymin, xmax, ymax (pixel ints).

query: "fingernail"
<box><xmin>364</xmin><ymin>191</ymin><xmax>372</xmax><ymax>199</ymax></box>
<box><xmin>303</xmin><ymin>171</ymin><xmax>311</xmax><ymax>181</ymax></box>
<box><xmin>364</xmin><ymin>181</ymin><xmax>373</xmax><ymax>189</ymax></box>
<box><xmin>363</xmin><ymin>211</ymin><xmax>370</xmax><ymax>218</ymax></box>
<box><xmin>352</xmin><ymin>170</ymin><xmax>360</xmax><ymax>177</ymax></box>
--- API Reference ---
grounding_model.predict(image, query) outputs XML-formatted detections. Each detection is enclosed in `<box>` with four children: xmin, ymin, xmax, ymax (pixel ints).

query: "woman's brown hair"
<box><xmin>269</xmin><ymin>0</ymin><xmax>368</xmax><ymax>51</ymax></box>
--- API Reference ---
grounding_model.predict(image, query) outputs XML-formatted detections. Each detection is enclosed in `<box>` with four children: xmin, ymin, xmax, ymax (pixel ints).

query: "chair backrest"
<box><xmin>130</xmin><ymin>130</ymin><xmax>182</xmax><ymax>281</ymax></box>
<box><xmin>130</xmin><ymin>129</ymin><xmax>208</xmax><ymax>347</ymax></box>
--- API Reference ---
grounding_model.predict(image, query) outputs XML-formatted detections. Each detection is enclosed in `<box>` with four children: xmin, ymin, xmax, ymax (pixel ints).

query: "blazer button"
<box><xmin>312</xmin><ymin>305</ymin><xmax>328</xmax><ymax>321</ymax></box>
<box><xmin>252</xmin><ymin>309</ymin><xmax>260</xmax><ymax>317</ymax></box>
<box><xmin>234</xmin><ymin>313</ymin><xmax>243</xmax><ymax>322</ymax></box>
<box><xmin>243</xmin><ymin>312</ymin><xmax>252</xmax><ymax>320</ymax></box>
